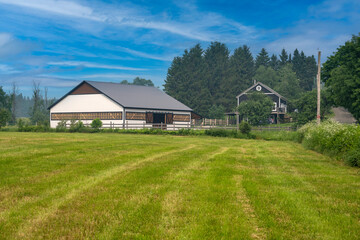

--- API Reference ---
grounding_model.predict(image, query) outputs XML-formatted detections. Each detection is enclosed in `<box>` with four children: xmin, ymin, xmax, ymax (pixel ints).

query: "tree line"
<box><xmin>164</xmin><ymin>42</ymin><xmax>317</xmax><ymax>118</ymax></box>
<box><xmin>0</xmin><ymin>82</ymin><xmax>56</xmax><ymax>128</ymax></box>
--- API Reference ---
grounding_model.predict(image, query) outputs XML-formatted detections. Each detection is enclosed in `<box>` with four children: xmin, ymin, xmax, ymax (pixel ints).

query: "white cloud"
<box><xmin>0</xmin><ymin>0</ymin><xmax>104</xmax><ymax>21</ymax></box>
<box><xmin>0</xmin><ymin>0</ymin><xmax>256</xmax><ymax>43</ymax></box>
<box><xmin>48</xmin><ymin>61</ymin><xmax>147</xmax><ymax>71</ymax></box>
<box><xmin>0</xmin><ymin>63</ymin><xmax>18</xmax><ymax>73</ymax></box>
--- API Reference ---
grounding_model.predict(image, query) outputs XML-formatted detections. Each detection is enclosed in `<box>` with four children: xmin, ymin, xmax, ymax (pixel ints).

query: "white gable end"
<box><xmin>51</xmin><ymin>94</ymin><xmax>123</xmax><ymax>113</ymax></box>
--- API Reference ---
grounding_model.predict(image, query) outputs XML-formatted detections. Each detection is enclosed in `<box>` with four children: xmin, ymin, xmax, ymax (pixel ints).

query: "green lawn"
<box><xmin>0</xmin><ymin>132</ymin><xmax>359</xmax><ymax>239</ymax></box>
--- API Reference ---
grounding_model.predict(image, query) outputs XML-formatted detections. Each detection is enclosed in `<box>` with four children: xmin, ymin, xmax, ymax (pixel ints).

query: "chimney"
<box><xmin>254</xmin><ymin>79</ymin><xmax>257</xmax><ymax>84</ymax></box>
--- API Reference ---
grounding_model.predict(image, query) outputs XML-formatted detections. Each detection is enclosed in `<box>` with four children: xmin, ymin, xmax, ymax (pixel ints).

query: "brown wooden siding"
<box><xmin>51</xmin><ymin>112</ymin><xmax>122</xmax><ymax>120</ymax></box>
<box><xmin>173</xmin><ymin>114</ymin><xmax>190</xmax><ymax>122</ymax></box>
<box><xmin>70</xmin><ymin>82</ymin><xmax>100</xmax><ymax>95</ymax></box>
<box><xmin>126</xmin><ymin>112</ymin><xmax>146</xmax><ymax>120</ymax></box>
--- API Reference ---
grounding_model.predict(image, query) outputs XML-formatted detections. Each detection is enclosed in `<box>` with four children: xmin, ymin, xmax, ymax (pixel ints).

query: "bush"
<box><xmin>56</xmin><ymin>120</ymin><xmax>67</xmax><ymax>132</ymax></box>
<box><xmin>298</xmin><ymin>120</ymin><xmax>360</xmax><ymax>167</ymax></box>
<box><xmin>344</xmin><ymin>149</ymin><xmax>360</xmax><ymax>167</ymax></box>
<box><xmin>239</xmin><ymin>121</ymin><xmax>251</xmax><ymax>135</ymax></box>
<box><xmin>91</xmin><ymin>118</ymin><xmax>102</xmax><ymax>129</ymax></box>
<box><xmin>69</xmin><ymin>120</ymin><xmax>85</xmax><ymax>133</ymax></box>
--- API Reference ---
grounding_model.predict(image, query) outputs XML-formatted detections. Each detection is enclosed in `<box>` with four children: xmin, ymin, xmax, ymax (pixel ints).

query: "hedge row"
<box><xmin>298</xmin><ymin>120</ymin><xmax>360</xmax><ymax>167</ymax></box>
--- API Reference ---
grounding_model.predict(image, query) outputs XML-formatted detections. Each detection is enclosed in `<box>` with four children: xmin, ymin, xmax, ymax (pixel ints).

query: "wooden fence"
<box><xmin>65</xmin><ymin>121</ymin><xmax>295</xmax><ymax>131</ymax></box>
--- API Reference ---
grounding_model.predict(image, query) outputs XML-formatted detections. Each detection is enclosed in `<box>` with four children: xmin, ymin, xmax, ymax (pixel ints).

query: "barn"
<box><xmin>48</xmin><ymin>80</ymin><xmax>199</xmax><ymax>129</ymax></box>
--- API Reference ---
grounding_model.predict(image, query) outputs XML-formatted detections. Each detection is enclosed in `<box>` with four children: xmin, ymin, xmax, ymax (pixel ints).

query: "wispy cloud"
<box><xmin>0</xmin><ymin>63</ymin><xmax>19</xmax><ymax>73</ymax></box>
<box><xmin>48</xmin><ymin>61</ymin><xmax>147</xmax><ymax>71</ymax></box>
<box><xmin>0</xmin><ymin>0</ymin><xmax>103</xmax><ymax>21</ymax></box>
<box><xmin>0</xmin><ymin>0</ymin><xmax>256</xmax><ymax>43</ymax></box>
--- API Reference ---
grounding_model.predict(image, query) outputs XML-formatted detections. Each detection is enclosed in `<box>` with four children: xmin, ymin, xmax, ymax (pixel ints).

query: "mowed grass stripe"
<box><xmin>0</xmin><ymin>137</ymin><xmax>183</xmax><ymax>229</ymax></box>
<box><xmin>235</xmin><ymin>141</ymin><xmax>360</xmax><ymax>240</ymax></box>
<box><xmin>21</xmin><ymin>144</ymin><xmax>214</xmax><ymax>239</ymax></box>
<box><xmin>14</xmin><ymin>144</ymin><xmax>197</xmax><ymax>239</ymax></box>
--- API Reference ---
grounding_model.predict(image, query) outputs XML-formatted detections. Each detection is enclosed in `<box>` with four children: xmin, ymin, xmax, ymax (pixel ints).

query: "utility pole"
<box><xmin>317</xmin><ymin>51</ymin><xmax>321</xmax><ymax>125</ymax></box>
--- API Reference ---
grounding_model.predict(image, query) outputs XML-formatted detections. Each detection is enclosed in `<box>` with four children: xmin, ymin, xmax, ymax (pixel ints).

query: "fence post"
<box><xmin>126</xmin><ymin>121</ymin><xmax>128</xmax><ymax>129</ymax></box>
<box><xmin>143</xmin><ymin>122</ymin><xmax>145</xmax><ymax>129</ymax></box>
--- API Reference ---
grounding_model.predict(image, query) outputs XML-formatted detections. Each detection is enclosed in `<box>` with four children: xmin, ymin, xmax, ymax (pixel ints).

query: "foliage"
<box><xmin>344</xmin><ymin>149</ymin><xmax>360</xmax><ymax>167</ymax></box>
<box><xmin>56</xmin><ymin>120</ymin><xmax>67</xmax><ymax>132</ymax></box>
<box><xmin>322</xmin><ymin>34</ymin><xmax>360</xmax><ymax>122</ymax></box>
<box><xmin>254</xmin><ymin>65</ymin><xmax>278</xmax><ymax>88</ymax></box>
<box><xmin>298</xmin><ymin>120</ymin><xmax>360</xmax><ymax>166</ymax></box>
<box><xmin>29</xmin><ymin>82</ymin><xmax>50</xmax><ymax>126</ymax></box>
<box><xmin>164</xmin><ymin>44</ymin><xmax>317</xmax><ymax>117</ymax></box>
<box><xmin>255</xmin><ymin>48</ymin><xmax>270</xmax><ymax>68</ymax></box>
<box><xmin>254</xmin><ymin>130</ymin><xmax>301</xmax><ymax>142</ymax></box>
<box><xmin>207</xmin><ymin>105</ymin><xmax>225</xmax><ymax>119</ymax></box>
<box><xmin>239</xmin><ymin>121</ymin><xmax>251</xmax><ymax>134</ymax></box>
<box><xmin>237</xmin><ymin>92</ymin><xmax>273</xmax><ymax>126</ymax></box>
<box><xmin>292</xmin><ymin>89</ymin><xmax>332</xmax><ymax>126</ymax></box>
<box><xmin>121</xmin><ymin>77</ymin><xmax>154</xmax><ymax>87</ymax></box>
<box><xmin>91</xmin><ymin>118</ymin><xmax>103</xmax><ymax>129</ymax></box>
<box><xmin>204</xmin><ymin>128</ymin><xmax>254</xmax><ymax>139</ymax></box>
<box><xmin>69</xmin><ymin>120</ymin><xmax>85</xmax><ymax>132</ymax></box>
<box><xmin>0</xmin><ymin>108</ymin><xmax>11</xmax><ymax>128</ymax></box>
<box><xmin>292</xmin><ymin>49</ymin><xmax>317</xmax><ymax>91</ymax></box>
<box><xmin>275</xmin><ymin>64</ymin><xmax>303</xmax><ymax>99</ymax></box>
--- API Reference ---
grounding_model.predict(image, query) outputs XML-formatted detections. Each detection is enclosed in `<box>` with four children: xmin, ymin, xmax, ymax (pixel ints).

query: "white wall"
<box><xmin>50</xmin><ymin>94</ymin><xmax>123</xmax><ymax>128</ymax></box>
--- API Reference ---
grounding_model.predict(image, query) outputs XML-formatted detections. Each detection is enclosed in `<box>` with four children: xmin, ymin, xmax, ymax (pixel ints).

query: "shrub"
<box><xmin>344</xmin><ymin>149</ymin><xmax>360</xmax><ymax>167</ymax></box>
<box><xmin>298</xmin><ymin>120</ymin><xmax>360</xmax><ymax>167</ymax></box>
<box><xmin>239</xmin><ymin>121</ymin><xmax>251</xmax><ymax>135</ymax></box>
<box><xmin>91</xmin><ymin>118</ymin><xmax>102</xmax><ymax>129</ymax></box>
<box><xmin>69</xmin><ymin>120</ymin><xmax>85</xmax><ymax>132</ymax></box>
<box><xmin>56</xmin><ymin>120</ymin><xmax>67</xmax><ymax>132</ymax></box>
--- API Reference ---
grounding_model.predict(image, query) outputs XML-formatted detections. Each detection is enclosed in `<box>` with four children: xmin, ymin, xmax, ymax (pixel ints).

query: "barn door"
<box><xmin>146</xmin><ymin>112</ymin><xmax>153</xmax><ymax>123</ymax></box>
<box><xmin>166</xmin><ymin>113</ymin><xmax>173</xmax><ymax>124</ymax></box>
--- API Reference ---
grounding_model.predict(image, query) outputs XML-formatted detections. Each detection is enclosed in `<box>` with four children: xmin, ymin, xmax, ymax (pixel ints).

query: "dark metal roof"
<box><xmin>49</xmin><ymin>80</ymin><xmax>193</xmax><ymax>112</ymax></box>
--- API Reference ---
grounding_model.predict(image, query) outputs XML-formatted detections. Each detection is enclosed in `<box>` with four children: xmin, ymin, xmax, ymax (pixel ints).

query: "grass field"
<box><xmin>0</xmin><ymin>132</ymin><xmax>359</xmax><ymax>239</ymax></box>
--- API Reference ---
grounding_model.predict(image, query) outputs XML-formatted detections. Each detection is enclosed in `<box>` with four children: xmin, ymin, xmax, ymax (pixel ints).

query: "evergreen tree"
<box><xmin>203</xmin><ymin>42</ymin><xmax>230</xmax><ymax>109</ymax></box>
<box><xmin>292</xmin><ymin>49</ymin><xmax>317</xmax><ymax>91</ymax></box>
<box><xmin>269</xmin><ymin>54</ymin><xmax>279</xmax><ymax>70</ymax></box>
<box><xmin>164</xmin><ymin>44</ymin><xmax>210</xmax><ymax>117</ymax></box>
<box><xmin>227</xmin><ymin>45</ymin><xmax>255</xmax><ymax>110</ymax></box>
<box><xmin>255</xmin><ymin>48</ymin><xmax>270</xmax><ymax>68</ymax></box>
<box><xmin>279</xmin><ymin>49</ymin><xmax>288</xmax><ymax>66</ymax></box>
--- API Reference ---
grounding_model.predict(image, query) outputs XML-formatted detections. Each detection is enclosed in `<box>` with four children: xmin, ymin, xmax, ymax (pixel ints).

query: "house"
<box><xmin>48</xmin><ymin>80</ymin><xmax>200</xmax><ymax>129</ymax></box>
<box><xmin>235</xmin><ymin>80</ymin><xmax>288</xmax><ymax>124</ymax></box>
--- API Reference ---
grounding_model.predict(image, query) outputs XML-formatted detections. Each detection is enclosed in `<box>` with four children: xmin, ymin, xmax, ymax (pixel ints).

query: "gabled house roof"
<box><xmin>236</xmin><ymin>81</ymin><xmax>287</xmax><ymax>101</ymax></box>
<box><xmin>49</xmin><ymin>80</ymin><xmax>193</xmax><ymax>112</ymax></box>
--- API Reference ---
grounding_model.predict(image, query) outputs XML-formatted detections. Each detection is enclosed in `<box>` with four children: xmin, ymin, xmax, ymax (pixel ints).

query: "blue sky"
<box><xmin>0</xmin><ymin>0</ymin><xmax>359</xmax><ymax>97</ymax></box>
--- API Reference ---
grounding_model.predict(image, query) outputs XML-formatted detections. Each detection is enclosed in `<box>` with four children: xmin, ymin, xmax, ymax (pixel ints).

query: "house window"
<box><xmin>272</xmin><ymin>102</ymin><xmax>277</xmax><ymax>111</ymax></box>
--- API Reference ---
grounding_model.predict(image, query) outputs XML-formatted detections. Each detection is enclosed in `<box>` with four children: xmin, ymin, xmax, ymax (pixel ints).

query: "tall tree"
<box><xmin>255</xmin><ymin>48</ymin><xmax>270</xmax><ymax>68</ymax></box>
<box><xmin>254</xmin><ymin>65</ymin><xmax>278</xmax><ymax>88</ymax></box>
<box><xmin>10</xmin><ymin>82</ymin><xmax>18</xmax><ymax>124</ymax></box>
<box><xmin>322</xmin><ymin>34</ymin><xmax>360</xmax><ymax>121</ymax></box>
<box><xmin>269</xmin><ymin>54</ymin><xmax>279</xmax><ymax>70</ymax></box>
<box><xmin>30</xmin><ymin>81</ymin><xmax>47</xmax><ymax>125</ymax></box>
<box><xmin>0</xmin><ymin>86</ymin><xmax>11</xmax><ymax>128</ymax></box>
<box><xmin>164</xmin><ymin>44</ymin><xmax>210</xmax><ymax>116</ymax></box>
<box><xmin>279</xmin><ymin>49</ymin><xmax>288</xmax><ymax>66</ymax></box>
<box><xmin>203</xmin><ymin>42</ymin><xmax>230</xmax><ymax>109</ymax></box>
<box><xmin>275</xmin><ymin>64</ymin><xmax>302</xmax><ymax>99</ymax></box>
<box><xmin>292</xmin><ymin>49</ymin><xmax>317</xmax><ymax>91</ymax></box>
<box><xmin>227</xmin><ymin>45</ymin><xmax>255</xmax><ymax>110</ymax></box>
